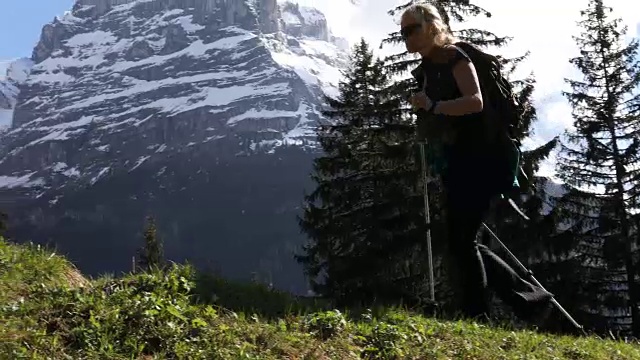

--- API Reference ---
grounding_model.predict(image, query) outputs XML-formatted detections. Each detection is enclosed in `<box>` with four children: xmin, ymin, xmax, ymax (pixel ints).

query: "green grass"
<box><xmin>0</xmin><ymin>237</ymin><xmax>639</xmax><ymax>359</ymax></box>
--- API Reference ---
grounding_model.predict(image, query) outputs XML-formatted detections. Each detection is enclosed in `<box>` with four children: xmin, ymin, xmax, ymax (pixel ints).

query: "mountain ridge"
<box><xmin>0</xmin><ymin>58</ymin><xmax>34</xmax><ymax>130</ymax></box>
<box><xmin>0</xmin><ymin>0</ymin><xmax>349</xmax><ymax>294</ymax></box>
<box><xmin>0</xmin><ymin>0</ymin><xmax>349</xmax><ymax>196</ymax></box>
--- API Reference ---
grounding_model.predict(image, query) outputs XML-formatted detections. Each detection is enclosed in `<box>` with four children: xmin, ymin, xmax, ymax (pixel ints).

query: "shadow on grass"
<box><xmin>189</xmin><ymin>269</ymin><xmax>446</xmax><ymax>325</ymax></box>
<box><xmin>191</xmin><ymin>272</ymin><xmax>331</xmax><ymax>319</ymax></box>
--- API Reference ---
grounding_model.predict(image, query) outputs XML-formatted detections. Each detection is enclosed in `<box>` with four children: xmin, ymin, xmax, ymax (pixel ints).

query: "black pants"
<box><xmin>442</xmin><ymin>181</ymin><xmax>492</xmax><ymax>318</ymax></box>
<box><xmin>441</xmin><ymin>167</ymin><xmax>553</xmax><ymax>322</ymax></box>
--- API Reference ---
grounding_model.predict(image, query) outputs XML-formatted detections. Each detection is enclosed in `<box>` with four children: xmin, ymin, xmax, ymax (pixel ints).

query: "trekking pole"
<box><xmin>418</xmin><ymin>141</ymin><xmax>436</xmax><ymax>303</ymax></box>
<box><xmin>481</xmin><ymin>223</ymin><xmax>588</xmax><ymax>336</ymax></box>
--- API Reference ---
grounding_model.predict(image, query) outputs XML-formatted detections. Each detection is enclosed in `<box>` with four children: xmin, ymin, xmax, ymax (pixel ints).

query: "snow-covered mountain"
<box><xmin>0</xmin><ymin>58</ymin><xmax>34</xmax><ymax>130</ymax></box>
<box><xmin>0</xmin><ymin>0</ymin><xmax>348</xmax><ymax>195</ymax></box>
<box><xmin>0</xmin><ymin>0</ymin><xmax>350</xmax><ymax>293</ymax></box>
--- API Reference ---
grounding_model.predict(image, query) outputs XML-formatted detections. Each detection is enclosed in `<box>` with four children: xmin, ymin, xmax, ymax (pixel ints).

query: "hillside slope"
<box><xmin>1</xmin><ymin>237</ymin><xmax>639</xmax><ymax>359</ymax></box>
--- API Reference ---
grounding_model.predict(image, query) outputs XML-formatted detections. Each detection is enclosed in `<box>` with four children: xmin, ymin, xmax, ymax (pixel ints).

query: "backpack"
<box><xmin>453</xmin><ymin>41</ymin><xmax>530</xmax><ymax>198</ymax></box>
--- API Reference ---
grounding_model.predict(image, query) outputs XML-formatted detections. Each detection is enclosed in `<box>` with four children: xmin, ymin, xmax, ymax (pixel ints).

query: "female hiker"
<box><xmin>400</xmin><ymin>3</ymin><xmax>553</xmax><ymax>324</ymax></box>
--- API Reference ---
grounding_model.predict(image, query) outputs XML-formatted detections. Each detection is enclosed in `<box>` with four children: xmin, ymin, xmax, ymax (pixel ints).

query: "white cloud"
<box><xmin>287</xmin><ymin>0</ymin><xmax>640</xmax><ymax>178</ymax></box>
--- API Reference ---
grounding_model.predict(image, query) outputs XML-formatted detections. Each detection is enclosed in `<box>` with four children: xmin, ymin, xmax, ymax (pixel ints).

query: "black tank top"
<box><xmin>420</xmin><ymin>45</ymin><xmax>485</xmax><ymax>154</ymax></box>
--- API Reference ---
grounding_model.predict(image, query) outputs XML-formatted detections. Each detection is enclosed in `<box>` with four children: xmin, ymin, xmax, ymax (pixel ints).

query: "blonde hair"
<box><xmin>403</xmin><ymin>3</ymin><xmax>457</xmax><ymax>47</ymax></box>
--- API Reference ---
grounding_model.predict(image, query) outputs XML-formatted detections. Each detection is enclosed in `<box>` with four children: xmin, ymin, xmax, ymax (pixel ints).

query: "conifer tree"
<box><xmin>556</xmin><ymin>0</ymin><xmax>640</xmax><ymax>336</ymax></box>
<box><xmin>137</xmin><ymin>215</ymin><xmax>165</xmax><ymax>271</ymax></box>
<box><xmin>297</xmin><ymin>39</ymin><xmax>428</xmax><ymax>307</ymax></box>
<box><xmin>0</xmin><ymin>211</ymin><xmax>7</xmax><ymax>236</ymax></box>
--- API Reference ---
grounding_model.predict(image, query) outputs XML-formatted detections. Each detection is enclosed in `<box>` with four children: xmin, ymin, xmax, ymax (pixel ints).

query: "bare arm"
<box><xmin>433</xmin><ymin>54</ymin><xmax>483</xmax><ymax>116</ymax></box>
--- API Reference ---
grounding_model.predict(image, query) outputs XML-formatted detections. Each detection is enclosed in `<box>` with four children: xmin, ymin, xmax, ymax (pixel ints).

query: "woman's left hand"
<box><xmin>409</xmin><ymin>91</ymin><xmax>433</xmax><ymax>111</ymax></box>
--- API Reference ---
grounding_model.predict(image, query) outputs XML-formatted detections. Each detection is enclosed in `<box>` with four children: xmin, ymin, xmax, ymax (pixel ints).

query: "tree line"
<box><xmin>297</xmin><ymin>0</ymin><xmax>640</xmax><ymax>338</ymax></box>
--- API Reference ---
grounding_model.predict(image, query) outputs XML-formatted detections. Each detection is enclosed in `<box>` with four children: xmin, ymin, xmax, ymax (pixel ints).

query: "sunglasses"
<box><xmin>400</xmin><ymin>23</ymin><xmax>422</xmax><ymax>41</ymax></box>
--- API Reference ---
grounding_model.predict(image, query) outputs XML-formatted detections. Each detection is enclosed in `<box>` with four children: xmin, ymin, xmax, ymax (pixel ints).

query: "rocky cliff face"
<box><xmin>0</xmin><ymin>0</ymin><xmax>349</xmax><ymax>293</ymax></box>
<box><xmin>0</xmin><ymin>58</ymin><xmax>34</xmax><ymax>130</ymax></box>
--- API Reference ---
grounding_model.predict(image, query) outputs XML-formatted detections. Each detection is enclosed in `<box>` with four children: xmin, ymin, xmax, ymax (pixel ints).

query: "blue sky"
<box><xmin>0</xmin><ymin>0</ymin><xmax>75</xmax><ymax>59</ymax></box>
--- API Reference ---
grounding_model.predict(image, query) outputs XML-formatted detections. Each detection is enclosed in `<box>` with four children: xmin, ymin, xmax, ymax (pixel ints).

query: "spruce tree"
<box><xmin>0</xmin><ymin>211</ymin><xmax>7</xmax><ymax>236</ymax></box>
<box><xmin>137</xmin><ymin>215</ymin><xmax>165</xmax><ymax>271</ymax></box>
<box><xmin>297</xmin><ymin>38</ymin><xmax>426</xmax><ymax>307</ymax></box>
<box><xmin>549</xmin><ymin>186</ymin><xmax>627</xmax><ymax>334</ymax></box>
<box><xmin>557</xmin><ymin>0</ymin><xmax>640</xmax><ymax>336</ymax></box>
